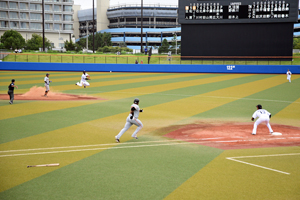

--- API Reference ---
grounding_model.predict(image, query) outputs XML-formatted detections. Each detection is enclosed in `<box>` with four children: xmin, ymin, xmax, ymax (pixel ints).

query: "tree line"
<box><xmin>0</xmin><ymin>29</ymin><xmax>181</xmax><ymax>54</ymax></box>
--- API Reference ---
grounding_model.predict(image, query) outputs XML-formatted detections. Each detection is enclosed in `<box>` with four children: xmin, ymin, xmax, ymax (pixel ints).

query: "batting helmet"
<box><xmin>46</xmin><ymin>73</ymin><xmax>49</xmax><ymax>76</ymax></box>
<box><xmin>256</xmin><ymin>104</ymin><xmax>262</xmax><ymax>109</ymax></box>
<box><xmin>133</xmin><ymin>98</ymin><xmax>139</xmax><ymax>104</ymax></box>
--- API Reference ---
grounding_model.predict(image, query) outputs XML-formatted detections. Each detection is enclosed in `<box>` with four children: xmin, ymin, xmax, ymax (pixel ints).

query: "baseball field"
<box><xmin>0</xmin><ymin>70</ymin><xmax>299</xmax><ymax>200</ymax></box>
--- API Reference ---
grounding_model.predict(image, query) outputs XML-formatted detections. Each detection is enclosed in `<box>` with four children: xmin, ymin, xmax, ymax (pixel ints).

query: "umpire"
<box><xmin>8</xmin><ymin>79</ymin><xmax>18</xmax><ymax>104</ymax></box>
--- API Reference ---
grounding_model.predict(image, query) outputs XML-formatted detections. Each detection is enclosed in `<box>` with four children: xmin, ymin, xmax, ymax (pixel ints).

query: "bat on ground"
<box><xmin>27</xmin><ymin>163</ymin><xmax>59</xmax><ymax>168</ymax></box>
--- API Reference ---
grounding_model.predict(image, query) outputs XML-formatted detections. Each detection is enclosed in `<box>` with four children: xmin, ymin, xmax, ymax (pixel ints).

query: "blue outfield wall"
<box><xmin>0</xmin><ymin>62</ymin><xmax>300</xmax><ymax>74</ymax></box>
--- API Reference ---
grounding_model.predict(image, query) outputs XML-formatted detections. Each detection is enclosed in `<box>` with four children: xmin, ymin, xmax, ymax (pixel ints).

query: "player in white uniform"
<box><xmin>286</xmin><ymin>69</ymin><xmax>292</xmax><ymax>83</ymax></box>
<box><xmin>44</xmin><ymin>73</ymin><xmax>52</xmax><ymax>97</ymax></box>
<box><xmin>115</xmin><ymin>98</ymin><xmax>143</xmax><ymax>143</ymax></box>
<box><xmin>75</xmin><ymin>70</ymin><xmax>90</xmax><ymax>88</ymax></box>
<box><xmin>251</xmin><ymin>104</ymin><xmax>273</xmax><ymax>135</ymax></box>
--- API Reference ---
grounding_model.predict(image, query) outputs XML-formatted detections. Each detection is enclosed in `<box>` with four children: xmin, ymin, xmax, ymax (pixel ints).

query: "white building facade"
<box><xmin>0</xmin><ymin>0</ymin><xmax>74</xmax><ymax>48</ymax></box>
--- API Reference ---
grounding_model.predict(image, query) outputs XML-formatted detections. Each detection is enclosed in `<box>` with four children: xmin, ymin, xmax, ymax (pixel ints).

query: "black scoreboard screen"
<box><xmin>179</xmin><ymin>0</ymin><xmax>299</xmax><ymax>24</ymax></box>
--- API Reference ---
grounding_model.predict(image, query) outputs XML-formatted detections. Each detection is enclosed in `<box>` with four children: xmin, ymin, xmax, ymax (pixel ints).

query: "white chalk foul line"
<box><xmin>0</xmin><ymin>137</ymin><xmax>225</xmax><ymax>154</ymax></box>
<box><xmin>0</xmin><ymin>142</ymin><xmax>190</xmax><ymax>158</ymax></box>
<box><xmin>226</xmin><ymin>153</ymin><xmax>300</xmax><ymax>175</ymax></box>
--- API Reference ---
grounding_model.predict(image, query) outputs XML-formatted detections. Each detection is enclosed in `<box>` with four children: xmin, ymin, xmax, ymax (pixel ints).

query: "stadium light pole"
<box><xmin>140</xmin><ymin>0</ymin><xmax>143</xmax><ymax>53</ymax></box>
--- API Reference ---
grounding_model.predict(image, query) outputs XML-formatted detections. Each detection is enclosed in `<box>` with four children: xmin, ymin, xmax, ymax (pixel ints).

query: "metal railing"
<box><xmin>0</xmin><ymin>53</ymin><xmax>297</xmax><ymax>65</ymax></box>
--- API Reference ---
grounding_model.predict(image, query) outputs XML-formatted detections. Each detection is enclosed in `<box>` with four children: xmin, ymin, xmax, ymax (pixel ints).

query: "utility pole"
<box><xmin>86</xmin><ymin>21</ymin><xmax>88</xmax><ymax>50</ymax></box>
<box><xmin>140</xmin><ymin>0</ymin><xmax>143</xmax><ymax>53</ymax></box>
<box><xmin>93</xmin><ymin>0</ymin><xmax>95</xmax><ymax>53</ymax></box>
<box><xmin>42</xmin><ymin>0</ymin><xmax>45</xmax><ymax>51</ymax></box>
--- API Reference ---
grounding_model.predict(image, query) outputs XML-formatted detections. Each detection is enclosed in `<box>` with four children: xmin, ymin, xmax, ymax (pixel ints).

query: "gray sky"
<box><xmin>74</xmin><ymin>0</ymin><xmax>178</xmax><ymax>9</ymax></box>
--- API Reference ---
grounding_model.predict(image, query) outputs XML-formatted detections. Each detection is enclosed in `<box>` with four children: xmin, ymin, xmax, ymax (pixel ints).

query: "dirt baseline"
<box><xmin>164</xmin><ymin>121</ymin><xmax>300</xmax><ymax>150</ymax></box>
<box><xmin>1</xmin><ymin>86</ymin><xmax>104</xmax><ymax>101</ymax></box>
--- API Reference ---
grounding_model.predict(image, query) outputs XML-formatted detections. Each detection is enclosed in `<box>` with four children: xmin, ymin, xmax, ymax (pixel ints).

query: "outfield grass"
<box><xmin>0</xmin><ymin>71</ymin><xmax>299</xmax><ymax>200</ymax></box>
<box><xmin>2</xmin><ymin>52</ymin><xmax>299</xmax><ymax>65</ymax></box>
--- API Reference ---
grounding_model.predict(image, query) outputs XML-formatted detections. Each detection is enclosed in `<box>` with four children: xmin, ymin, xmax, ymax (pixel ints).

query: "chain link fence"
<box><xmin>0</xmin><ymin>53</ymin><xmax>298</xmax><ymax>65</ymax></box>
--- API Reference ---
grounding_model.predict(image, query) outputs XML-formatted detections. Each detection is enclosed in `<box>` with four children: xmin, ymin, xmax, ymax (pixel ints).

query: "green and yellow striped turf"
<box><xmin>0</xmin><ymin>71</ymin><xmax>299</xmax><ymax>199</ymax></box>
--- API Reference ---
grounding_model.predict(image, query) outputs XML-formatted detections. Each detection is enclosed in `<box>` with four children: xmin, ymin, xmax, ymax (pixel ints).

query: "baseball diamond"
<box><xmin>0</xmin><ymin>71</ymin><xmax>299</xmax><ymax>200</ymax></box>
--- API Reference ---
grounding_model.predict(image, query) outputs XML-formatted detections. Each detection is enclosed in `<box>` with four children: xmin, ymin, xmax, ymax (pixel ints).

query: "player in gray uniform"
<box><xmin>44</xmin><ymin>73</ymin><xmax>52</xmax><ymax>97</ymax></box>
<box><xmin>115</xmin><ymin>98</ymin><xmax>143</xmax><ymax>143</ymax></box>
<box><xmin>251</xmin><ymin>104</ymin><xmax>273</xmax><ymax>135</ymax></box>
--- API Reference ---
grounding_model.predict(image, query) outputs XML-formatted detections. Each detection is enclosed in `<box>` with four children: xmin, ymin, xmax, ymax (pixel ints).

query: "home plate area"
<box><xmin>164</xmin><ymin>122</ymin><xmax>300</xmax><ymax>150</ymax></box>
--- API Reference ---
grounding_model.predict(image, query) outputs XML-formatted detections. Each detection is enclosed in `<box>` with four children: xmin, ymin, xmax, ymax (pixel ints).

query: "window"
<box><xmin>9</xmin><ymin>12</ymin><xmax>18</xmax><ymax>19</ymax></box>
<box><xmin>30</xmin><ymin>23</ymin><xmax>42</xmax><ymax>30</ymax></box>
<box><xmin>54</xmin><ymin>24</ymin><xmax>60</xmax><ymax>30</ymax></box>
<box><xmin>0</xmin><ymin>12</ymin><xmax>7</xmax><ymax>19</ymax></box>
<box><xmin>54</xmin><ymin>5</ymin><xmax>61</xmax><ymax>12</ymax></box>
<box><xmin>0</xmin><ymin>21</ymin><xmax>8</xmax><ymax>28</ymax></box>
<box><xmin>30</xmin><ymin>4</ymin><xmax>41</xmax><ymax>11</ymax></box>
<box><xmin>20</xmin><ymin>13</ymin><xmax>28</xmax><ymax>19</ymax></box>
<box><xmin>45</xmin><ymin>14</ymin><xmax>52</xmax><ymax>21</ymax></box>
<box><xmin>54</xmin><ymin>15</ymin><xmax>60</xmax><ymax>21</ymax></box>
<box><xmin>59</xmin><ymin>43</ymin><xmax>65</xmax><ymax>48</ymax></box>
<box><xmin>45</xmin><ymin>4</ymin><xmax>52</xmax><ymax>11</ymax></box>
<box><xmin>20</xmin><ymin>3</ymin><xmax>28</xmax><ymax>10</ymax></box>
<box><xmin>0</xmin><ymin>2</ymin><xmax>7</xmax><ymax>9</ymax></box>
<box><xmin>20</xmin><ymin>22</ymin><xmax>28</xmax><ymax>29</ymax></box>
<box><xmin>10</xmin><ymin>21</ymin><xmax>18</xmax><ymax>28</ymax></box>
<box><xmin>9</xmin><ymin>2</ymin><xmax>18</xmax><ymax>9</ymax></box>
<box><xmin>45</xmin><ymin>23</ymin><xmax>51</xmax><ymax>30</ymax></box>
<box><xmin>63</xmin><ymin>15</ymin><xmax>72</xmax><ymax>21</ymax></box>
<box><xmin>63</xmin><ymin>5</ymin><xmax>72</xmax><ymax>12</ymax></box>
<box><xmin>30</xmin><ymin>13</ymin><xmax>42</xmax><ymax>21</ymax></box>
<box><xmin>64</xmin><ymin>24</ymin><xmax>73</xmax><ymax>30</ymax></box>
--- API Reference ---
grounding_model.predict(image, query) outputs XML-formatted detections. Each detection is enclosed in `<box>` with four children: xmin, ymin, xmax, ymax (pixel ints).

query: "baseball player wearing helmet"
<box><xmin>115</xmin><ymin>98</ymin><xmax>144</xmax><ymax>143</ymax></box>
<box><xmin>251</xmin><ymin>104</ymin><xmax>273</xmax><ymax>135</ymax></box>
<box><xmin>75</xmin><ymin>70</ymin><xmax>90</xmax><ymax>88</ymax></box>
<box><xmin>286</xmin><ymin>69</ymin><xmax>292</xmax><ymax>83</ymax></box>
<box><xmin>44</xmin><ymin>73</ymin><xmax>52</xmax><ymax>97</ymax></box>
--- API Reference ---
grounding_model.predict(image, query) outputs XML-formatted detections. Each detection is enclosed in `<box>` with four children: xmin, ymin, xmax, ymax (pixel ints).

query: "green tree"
<box><xmin>64</xmin><ymin>39</ymin><xmax>76</xmax><ymax>51</ymax></box>
<box><xmin>158</xmin><ymin>39</ymin><xmax>170</xmax><ymax>53</ymax></box>
<box><xmin>293</xmin><ymin>38</ymin><xmax>300</xmax><ymax>49</ymax></box>
<box><xmin>25</xmin><ymin>33</ymin><xmax>51</xmax><ymax>50</ymax></box>
<box><xmin>0</xmin><ymin>30</ymin><xmax>25</xmax><ymax>50</ymax></box>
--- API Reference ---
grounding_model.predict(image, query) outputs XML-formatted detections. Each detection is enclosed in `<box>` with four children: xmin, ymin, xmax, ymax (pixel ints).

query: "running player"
<box><xmin>75</xmin><ymin>70</ymin><xmax>90</xmax><ymax>88</ymax></box>
<box><xmin>115</xmin><ymin>98</ymin><xmax>143</xmax><ymax>143</ymax></box>
<box><xmin>286</xmin><ymin>69</ymin><xmax>292</xmax><ymax>83</ymax></box>
<box><xmin>251</xmin><ymin>104</ymin><xmax>273</xmax><ymax>135</ymax></box>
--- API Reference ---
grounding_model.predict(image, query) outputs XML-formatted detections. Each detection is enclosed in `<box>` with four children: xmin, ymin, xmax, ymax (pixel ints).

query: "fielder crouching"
<box><xmin>115</xmin><ymin>98</ymin><xmax>143</xmax><ymax>143</ymax></box>
<box><xmin>251</xmin><ymin>104</ymin><xmax>273</xmax><ymax>135</ymax></box>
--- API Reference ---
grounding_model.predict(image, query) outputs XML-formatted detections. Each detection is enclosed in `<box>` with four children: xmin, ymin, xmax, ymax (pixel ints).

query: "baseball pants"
<box><xmin>116</xmin><ymin>116</ymin><xmax>143</xmax><ymax>139</ymax></box>
<box><xmin>252</xmin><ymin>115</ymin><xmax>273</xmax><ymax>134</ymax></box>
<box><xmin>76</xmin><ymin>81</ymin><xmax>90</xmax><ymax>87</ymax></box>
<box><xmin>45</xmin><ymin>84</ymin><xmax>50</xmax><ymax>91</ymax></box>
<box><xmin>8</xmin><ymin>90</ymin><xmax>14</xmax><ymax>103</ymax></box>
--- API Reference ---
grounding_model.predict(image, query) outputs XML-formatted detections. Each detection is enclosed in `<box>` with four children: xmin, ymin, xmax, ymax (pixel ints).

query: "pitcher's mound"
<box><xmin>0</xmin><ymin>86</ymin><xmax>104</xmax><ymax>101</ymax></box>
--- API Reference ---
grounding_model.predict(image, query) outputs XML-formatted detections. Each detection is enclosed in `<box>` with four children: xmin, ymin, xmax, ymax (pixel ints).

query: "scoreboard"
<box><xmin>179</xmin><ymin>0</ymin><xmax>299</xmax><ymax>60</ymax></box>
<box><xmin>179</xmin><ymin>0</ymin><xmax>299</xmax><ymax>24</ymax></box>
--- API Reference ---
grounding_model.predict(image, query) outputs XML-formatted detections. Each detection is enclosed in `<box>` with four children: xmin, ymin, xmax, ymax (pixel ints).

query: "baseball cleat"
<box><xmin>270</xmin><ymin>132</ymin><xmax>273</xmax><ymax>134</ymax></box>
<box><xmin>9</xmin><ymin>101</ymin><xmax>12</xmax><ymax>104</ymax></box>
<box><xmin>115</xmin><ymin>136</ymin><xmax>120</xmax><ymax>143</ymax></box>
<box><xmin>132</xmin><ymin>136</ymin><xmax>138</xmax><ymax>139</ymax></box>
<box><xmin>251</xmin><ymin>133</ymin><xmax>256</xmax><ymax>135</ymax></box>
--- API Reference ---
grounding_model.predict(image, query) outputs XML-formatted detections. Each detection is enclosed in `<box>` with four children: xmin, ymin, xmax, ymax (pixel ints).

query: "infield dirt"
<box><xmin>0</xmin><ymin>86</ymin><xmax>104</xmax><ymax>101</ymax></box>
<box><xmin>164</xmin><ymin>121</ymin><xmax>300</xmax><ymax>150</ymax></box>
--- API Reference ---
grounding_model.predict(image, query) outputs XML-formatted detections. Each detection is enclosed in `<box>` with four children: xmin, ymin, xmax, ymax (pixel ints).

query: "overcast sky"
<box><xmin>74</xmin><ymin>0</ymin><xmax>178</xmax><ymax>9</ymax></box>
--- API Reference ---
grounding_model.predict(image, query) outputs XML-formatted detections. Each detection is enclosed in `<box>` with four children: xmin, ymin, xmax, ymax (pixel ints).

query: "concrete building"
<box><xmin>0</xmin><ymin>0</ymin><xmax>74</xmax><ymax>48</ymax></box>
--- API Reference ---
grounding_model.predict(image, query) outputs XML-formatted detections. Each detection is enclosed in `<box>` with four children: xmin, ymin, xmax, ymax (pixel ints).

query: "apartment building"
<box><xmin>0</xmin><ymin>0</ymin><xmax>74</xmax><ymax>48</ymax></box>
